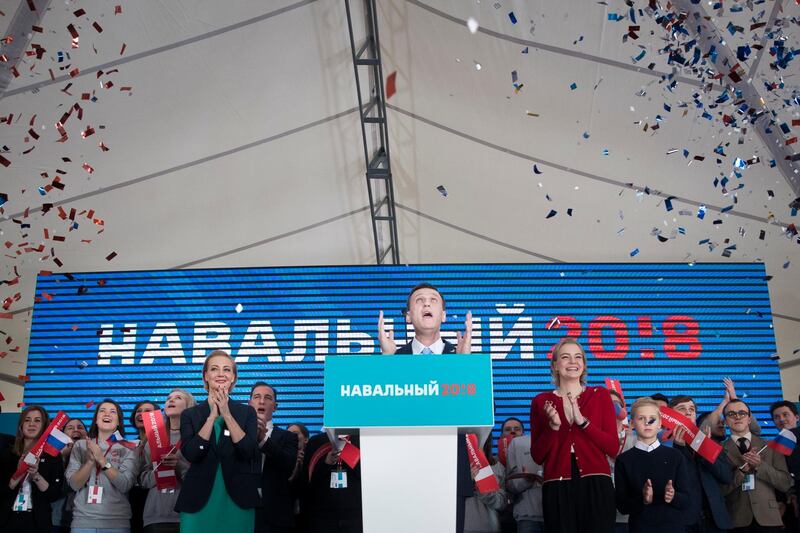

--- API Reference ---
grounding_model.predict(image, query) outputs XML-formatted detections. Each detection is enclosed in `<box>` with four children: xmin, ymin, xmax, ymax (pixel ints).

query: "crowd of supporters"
<box><xmin>0</xmin><ymin>341</ymin><xmax>797</xmax><ymax>533</ymax></box>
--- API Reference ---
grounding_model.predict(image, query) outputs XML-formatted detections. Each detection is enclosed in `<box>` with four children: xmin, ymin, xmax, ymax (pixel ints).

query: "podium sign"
<box><xmin>324</xmin><ymin>354</ymin><xmax>494</xmax><ymax>429</ymax></box>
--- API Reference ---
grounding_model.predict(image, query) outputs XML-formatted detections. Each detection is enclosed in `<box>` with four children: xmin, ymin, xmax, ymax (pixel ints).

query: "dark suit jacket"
<box><xmin>721</xmin><ymin>434</ymin><xmax>793</xmax><ymax>528</ymax></box>
<box><xmin>0</xmin><ymin>448</ymin><xmax>64</xmax><ymax>533</ymax></box>
<box><xmin>395</xmin><ymin>338</ymin><xmax>456</xmax><ymax>354</ymax></box>
<box><xmin>675</xmin><ymin>442</ymin><xmax>734</xmax><ymax>529</ymax></box>
<box><xmin>256</xmin><ymin>425</ymin><xmax>300</xmax><ymax>530</ymax></box>
<box><xmin>175</xmin><ymin>399</ymin><xmax>260</xmax><ymax>513</ymax></box>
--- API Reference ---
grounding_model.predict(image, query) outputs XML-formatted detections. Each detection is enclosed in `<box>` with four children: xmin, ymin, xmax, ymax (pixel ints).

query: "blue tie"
<box><xmin>421</xmin><ymin>347</ymin><xmax>433</xmax><ymax>354</ymax></box>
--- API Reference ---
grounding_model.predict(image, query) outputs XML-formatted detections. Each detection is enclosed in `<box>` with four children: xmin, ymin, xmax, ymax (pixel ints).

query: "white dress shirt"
<box><xmin>411</xmin><ymin>337</ymin><xmax>445</xmax><ymax>354</ymax></box>
<box><xmin>634</xmin><ymin>439</ymin><xmax>661</xmax><ymax>453</ymax></box>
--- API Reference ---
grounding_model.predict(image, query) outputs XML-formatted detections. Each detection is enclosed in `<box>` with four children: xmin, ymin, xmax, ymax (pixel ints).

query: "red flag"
<box><xmin>143</xmin><ymin>410</ymin><xmax>176</xmax><ymax>490</ymax></box>
<box><xmin>497</xmin><ymin>433</ymin><xmax>515</xmax><ymax>466</ymax></box>
<box><xmin>466</xmin><ymin>434</ymin><xmax>500</xmax><ymax>493</ymax></box>
<box><xmin>339</xmin><ymin>440</ymin><xmax>360</xmax><ymax>469</ymax></box>
<box><xmin>659</xmin><ymin>406</ymin><xmax>722</xmax><ymax>464</ymax></box>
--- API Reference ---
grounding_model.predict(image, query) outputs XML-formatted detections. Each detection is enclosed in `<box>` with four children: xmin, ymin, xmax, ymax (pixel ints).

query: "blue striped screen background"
<box><xmin>24</xmin><ymin>263</ymin><xmax>782</xmax><ymax>440</ymax></box>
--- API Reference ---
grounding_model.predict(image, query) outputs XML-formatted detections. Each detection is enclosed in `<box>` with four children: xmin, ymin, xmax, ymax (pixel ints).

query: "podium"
<box><xmin>324</xmin><ymin>354</ymin><xmax>494</xmax><ymax>533</ymax></box>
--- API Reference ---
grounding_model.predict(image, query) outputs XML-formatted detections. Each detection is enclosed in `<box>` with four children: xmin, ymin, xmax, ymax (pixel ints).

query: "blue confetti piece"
<box><xmin>701</xmin><ymin>111</ymin><xmax>713</xmax><ymax>120</ymax></box>
<box><xmin>57</xmin><ymin>51</ymin><xmax>65</xmax><ymax>62</ymax></box>
<box><xmin>737</xmin><ymin>45</ymin><xmax>751</xmax><ymax>61</ymax></box>
<box><xmin>783</xmin><ymin>261</ymin><xmax>790</xmax><ymax>269</ymax></box>
<box><xmin>521</xmin><ymin>47</ymin><xmax>529</xmax><ymax>54</ymax></box>
<box><xmin>582</xmin><ymin>132</ymin><xmax>590</xmax><ymax>139</ymax></box>
<box><xmin>630</xmin><ymin>248</ymin><xmax>640</xmax><ymax>257</ymax></box>
<box><xmin>697</xmin><ymin>205</ymin><xmax>706</xmax><ymax>219</ymax></box>
<box><xmin>633</xmin><ymin>50</ymin><xmax>646</xmax><ymax>62</ymax></box>
<box><xmin>570</xmin><ymin>82</ymin><xmax>577</xmax><ymax>90</ymax></box>
<box><xmin>733</xmin><ymin>158</ymin><xmax>747</xmax><ymax>169</ymax></box>
<box><xmin>678</xmin><ymin>227</ymin><xmax>686</xmax><ymax>235</ymax></box>
<box><xmin>665</xmin><ymin>196</ymin><xmax>676</xmax><ymax>211</ymax></box>
<box><xmin>780</xmin><ymin>123</ymin><xmax>791</xmax><ymax>134</ymax></box>
<box><xmin>721</xmin><ymin>205</ymin><xmax>734</xmax><ymax>213</ymax></box>
<box><xmin>567</xmin><ymin>208</ymin><xmax>573</xmax><ymax>216</ymax></box>
<box><xmin>0</xmin><ymin>193</ymin><xmax>6</xmax><ymax>207</ymax></box>
<box><xmin>508</xmin><ymin>11</ymin><xmax>517</xmax><ymax>24</ymax></box>
<box><xmin>512</xmin><ymin>70</ymin><xmax>518</xmax><ymax>83</ymax></box>
<box><xmin>608</xmin><ymin>13</ymin><xmax>624</xmax><ymax>21</ymax></box>
<box><xmin>533</xmin><ymin>164</ymin><xmax>543</xmax><ymax>174</ymax></box>
<box><xmin>726</xmin><ymin>21</ymin><xmax>737</xmax><ymax>35</ymax></box>
<box><xmin>546</xmin><ymin>209</ymin><xmax>557</xmax><ymax>219</ymax></box>
<box><xmin>602</xmin><ymin>149</ymin><xmax>609</xmax><ymax>156</ymax></box>
<box><xmin>683</xmin><ymin>149</ymin><xmax>690</xmax><ymax>158</ymax></box>
<box><xmin>38</xmin><ymin>187</ymin><xmax>46</xmax><ymax>196</ymax></box>
<box><xmin>663</xmin><ymin>104</ymin><xmax>672</xmax><ymax>112</ymax></box>
<box><xmin>699</xmin><ymin>239</ymin><xmax>710</xmax><ymax>245</ymax></box>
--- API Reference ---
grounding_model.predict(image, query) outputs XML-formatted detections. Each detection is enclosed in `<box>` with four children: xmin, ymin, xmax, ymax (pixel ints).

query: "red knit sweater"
<box><xmin>530</xmin><ymin>386</ymin><xmax>619</xmax><ymax>482</ymax></box>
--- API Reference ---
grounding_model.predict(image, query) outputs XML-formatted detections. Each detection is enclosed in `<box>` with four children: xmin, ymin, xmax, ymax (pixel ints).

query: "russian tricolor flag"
<box><xmin>42</xmin><ymin>428</ymin><xmax>72</xmax><ymax>456</ymax></box>
<box><xmin>107</xmin><ymin>430</ymin><xmax>137</xmax><ymax>450</ymax></box>
<box><xmin>768</xmin><ymin>428</ymin><xmax>797</xmax><ymax>457</ymax></box>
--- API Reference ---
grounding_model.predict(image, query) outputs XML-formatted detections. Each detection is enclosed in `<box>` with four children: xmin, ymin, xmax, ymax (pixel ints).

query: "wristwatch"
<box><xmin>102</xmin><ymin>461</ymin><xmax>112</xmax><ymax>471</ymax></box>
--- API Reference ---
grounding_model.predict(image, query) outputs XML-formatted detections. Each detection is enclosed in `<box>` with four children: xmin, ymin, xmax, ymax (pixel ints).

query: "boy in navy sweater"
<box><xmin>614</xmin><ymin>397</ymin><xmax>691</xmax><ymax>533</ymax></box>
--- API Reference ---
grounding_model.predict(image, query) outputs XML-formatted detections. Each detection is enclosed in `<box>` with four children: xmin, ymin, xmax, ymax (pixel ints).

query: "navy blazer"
<box><xmin>395</xmin><ymin>338</ymin><xmax>456</xmax><ymax>354</ymax></box>
<box><xmin>675</xmin><ymin>442</ymin><xmax>734</xmax><ymax>530</ymax></box>
<box><xmin>175</xmin><ymin>399</ymin><xmax>260</xmax><ymax>513</ymax></box>
<box><xmin>256</xmin><ymin>425</ymin><xmax>300</xmax><ymax>531</ymax></box>
<box><xmin>0</xmin><ymin>448</ymin><xmax>64</xmax><ymax>533</ymax></box>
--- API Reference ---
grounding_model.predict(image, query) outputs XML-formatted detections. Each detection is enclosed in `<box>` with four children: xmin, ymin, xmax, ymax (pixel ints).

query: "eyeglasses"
<box><xmin>725</xmin><ymin>410</ymin><xmax>750</xmax><ymax>419</ymax></box>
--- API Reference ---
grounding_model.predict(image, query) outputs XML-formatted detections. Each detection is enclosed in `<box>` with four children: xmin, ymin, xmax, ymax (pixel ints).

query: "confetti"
<box><xmin>385</xmin><ymin>71</ymin><xmax>397</xmax><ymax>99</ymax></box>
<box><xmin>533</xmin><ymin>164</ymin><xmax>542</xmax><ymax>174</ymax></box>
<box><xmin>570</xmin><ymin>82</ymin><xmax>577</xmax><ymax>90</ymax></box>
<box><xmin>235</xmin><ymin>303</ymin><xmax>244</xmax><ymax>314</ymax></box>
<box><xmin>466</xmin><ymin>18</ymin><xmax>479</xmax><ymax>34</ymax></box>
<box><xmin>436</xmin><ymin>185</ymin><xmax>448</xmax><ymax>197</ymax></box>
<box><xmin>630</xmin><ymin>248</ymin><xmax>640</xmax><ymax>257</ymax></box>
<box><xmin>546</xmin><ymin>317</ymin><xmax>561</xmax><ymax>330</ymax></box>
<box><xmin>105</xmin><ymin>252</ymin><xmax>117</xmax><ymax>261</ymax></box>
<box><xmin>546</xmin><ymin>209</ymin><xmax>557</xmax><ymax>219</ymax></box>
<box><xmin>76</xmin><ymin>360</ymin><xmax>88</xmax><ymax>369</ymax></box>
<box><xmin>85</xmin><ymin>400</ymin><xmax>94</xmax><ymax>409</ymax></box>
<box><xmin>508</xmin><ymin>12</ymin><xmax>517</xmax><ymax>24</ymax></box>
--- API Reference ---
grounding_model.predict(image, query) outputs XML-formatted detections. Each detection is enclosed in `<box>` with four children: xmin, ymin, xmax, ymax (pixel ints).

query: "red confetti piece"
<box><xmin>386</xmin><ymin>71</ymin><xmax>397</xmax><ymax>99</ymax></box>
<box><xmin>26</xmin><ymin>0</ymin><xmax>35</xmax><ymax>10</ymax></box>
<box><xmin>17</xmin><ymin>403</ymin><xmax>25</xmax><ymax>408</ymax></box>
<box><xmin>41</xmin><ymin>292</ymin><xmax>53</xmax><ymax>301</ymax></box>
<box><xmin>18</xmin><ymin>374</ymin><xmax>30</xmax><ymax>382</ymax></box>
<box><xmin>103</xmin><ymin>80</ymin><xmax>113</xmax><ymax>89</ymax></box>
<box><xmin>81</xmin><ymin>125</ymin><xmax>95</xmax><ymax>138</ymax></box>
<box><xmin>92</xmin><ymin>21</ymin><xmax>103</xmax><ymax>33</ymax></box>
<box><xmin>98</xmin><ymin>142</ymin><xmax>109</xmax><ymax>152</ymax></box>
<box><xmin>10</xmin><ymin>66</ymin><xmax>19</xmax><ymax>78</ymax></box>
<box><xmin>1</xmin><ymin>35</ymin><xmax>12</xmax><ymax>44</ymax></box>
<box><xmin>120</xmin><ymin>43</ymin><xmax>126</xmax><ymax>55</ymax></box>
<box><xmin>82</xmin><ymin>163</ymin><xmax>94</xmax><ymax>174</ymax></box>
<box><xmin>0</xmin><ymin>313</ymin><xmax>12</xmax><ymax>319</ymax></box>
<box><xmin>31</xmin><ymin>25</ymin><xmax>42</xmax><ymax>33</ymax></box>
<box><xmin>105</xmin><ymin>251</ymin><xmax>117</xmax><ymax>261</ymax></box>
<box><xmin>71</xmin><ymin>325</ymin><xmax>79</xmax><ymax>331</ymax></box>
<box><xmin>0</xmin><ymin>154</ymin><xmax>10</xmax><ymax>167</ymax></box>
<box><xmin>85</xmin><ymin>400</ymin><xmax>94</xmax><ymax>409</ymax></box>
<box><xmin>73</xmin><ymin>8</ymin><xmax>86</xmax><ymax>17</ymax></box>
<box><xmin>69</xmin><ymin>67</ymin><xmax>80</xmax><ymax>78</ymax></box>
<box><xmin>786</xmin><ymin>137</ymin><xmax>797</xmax><ymax>146</ymax></box>
<box><xmin>67</xmin><ymin>23</ymin><xmax>79</xmax><ymax>39</ymax></box>
<box><xmin>115</xmin><ymin>5</ymin><xmax>122</xmax><ymax>14</ymax></box>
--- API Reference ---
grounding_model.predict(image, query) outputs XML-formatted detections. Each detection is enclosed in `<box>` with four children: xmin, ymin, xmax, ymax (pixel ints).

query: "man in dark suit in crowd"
<box><xmin>770</xmin><ymin>400</ymin><xmax>800</xmax><ymax>533</ymax></box>
<box><xmin>377</xmin><ymin>282</ymin><xmax>474</xmax><ymax>533</ymax></box>
<box><xmin>249</xmin><ymin>382</ymin><xmax>300</xmax><ymax>533</ymax></box>
<box><xmin>669</xmin><ymin>395</ymin><xmax>734</xmax><ymax>533</ymax></box>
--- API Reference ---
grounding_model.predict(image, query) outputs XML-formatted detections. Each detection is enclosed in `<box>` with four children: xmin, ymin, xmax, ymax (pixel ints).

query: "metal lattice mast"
<box><xmin>344</xmin><ymin>0</ymin><xmax>401</xmax><ymax>264</ymax></box>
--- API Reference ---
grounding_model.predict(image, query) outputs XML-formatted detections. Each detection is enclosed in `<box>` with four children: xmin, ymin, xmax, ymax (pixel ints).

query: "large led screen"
<box><xmin>24</xmin><ymin>263</ymin><xmax>782</xmax><ymax>439</ymax></box>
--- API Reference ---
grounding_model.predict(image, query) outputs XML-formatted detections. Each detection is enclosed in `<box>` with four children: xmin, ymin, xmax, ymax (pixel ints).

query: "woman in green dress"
<box><xmin>175</xmin><ymin>350</ymin><xmax>261</xmax><ymax>531</ymax></box>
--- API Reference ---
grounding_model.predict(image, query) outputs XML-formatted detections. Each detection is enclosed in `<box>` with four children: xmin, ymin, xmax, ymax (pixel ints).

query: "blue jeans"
<box><xmin>71</xmin><ymin>527</ymin><xmax>131</xmax><ymax>533</ymax></box>
<box><xmin>517</xmin><ymin>520</ymin><xmax>546</xmax><ymax>533</ymax></box>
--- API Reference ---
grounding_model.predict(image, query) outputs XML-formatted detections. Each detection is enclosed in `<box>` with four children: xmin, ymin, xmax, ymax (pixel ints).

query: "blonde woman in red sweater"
<box><xmin>530</xmin><ymin>337</ymin><xmax>619</xmax><ymax>533</ymax></box>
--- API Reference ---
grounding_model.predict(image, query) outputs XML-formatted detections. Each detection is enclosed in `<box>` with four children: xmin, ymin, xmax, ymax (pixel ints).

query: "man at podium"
<box><xmin>377</xmin><ymin>283</ymin><xmax>472</xmax><ymax>355</ymax></box>
<box><xmin>377</xmin><ymin>282</ymin><xmax>475</xmax><ymax>533</ymax></box>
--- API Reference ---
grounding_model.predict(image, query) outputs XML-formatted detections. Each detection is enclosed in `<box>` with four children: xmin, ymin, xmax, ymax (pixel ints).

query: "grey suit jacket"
<box><xmin>721</xmin><ymin>434</ymin><xmax>793</xmax><ymax>528</ymax></box>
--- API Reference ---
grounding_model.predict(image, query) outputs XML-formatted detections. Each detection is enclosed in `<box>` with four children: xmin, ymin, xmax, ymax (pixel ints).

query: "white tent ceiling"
<box><xmin>1</xmin><ymin>0</ymin><xmax>798</xmax><ymax>408</ymax></box>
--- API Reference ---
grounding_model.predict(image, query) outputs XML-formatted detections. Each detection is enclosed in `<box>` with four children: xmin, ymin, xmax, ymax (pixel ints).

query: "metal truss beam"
<box><xmin>344</xmin><ymin>0</ymin><xmax>401</xmax><ymax>264</ymax></box>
